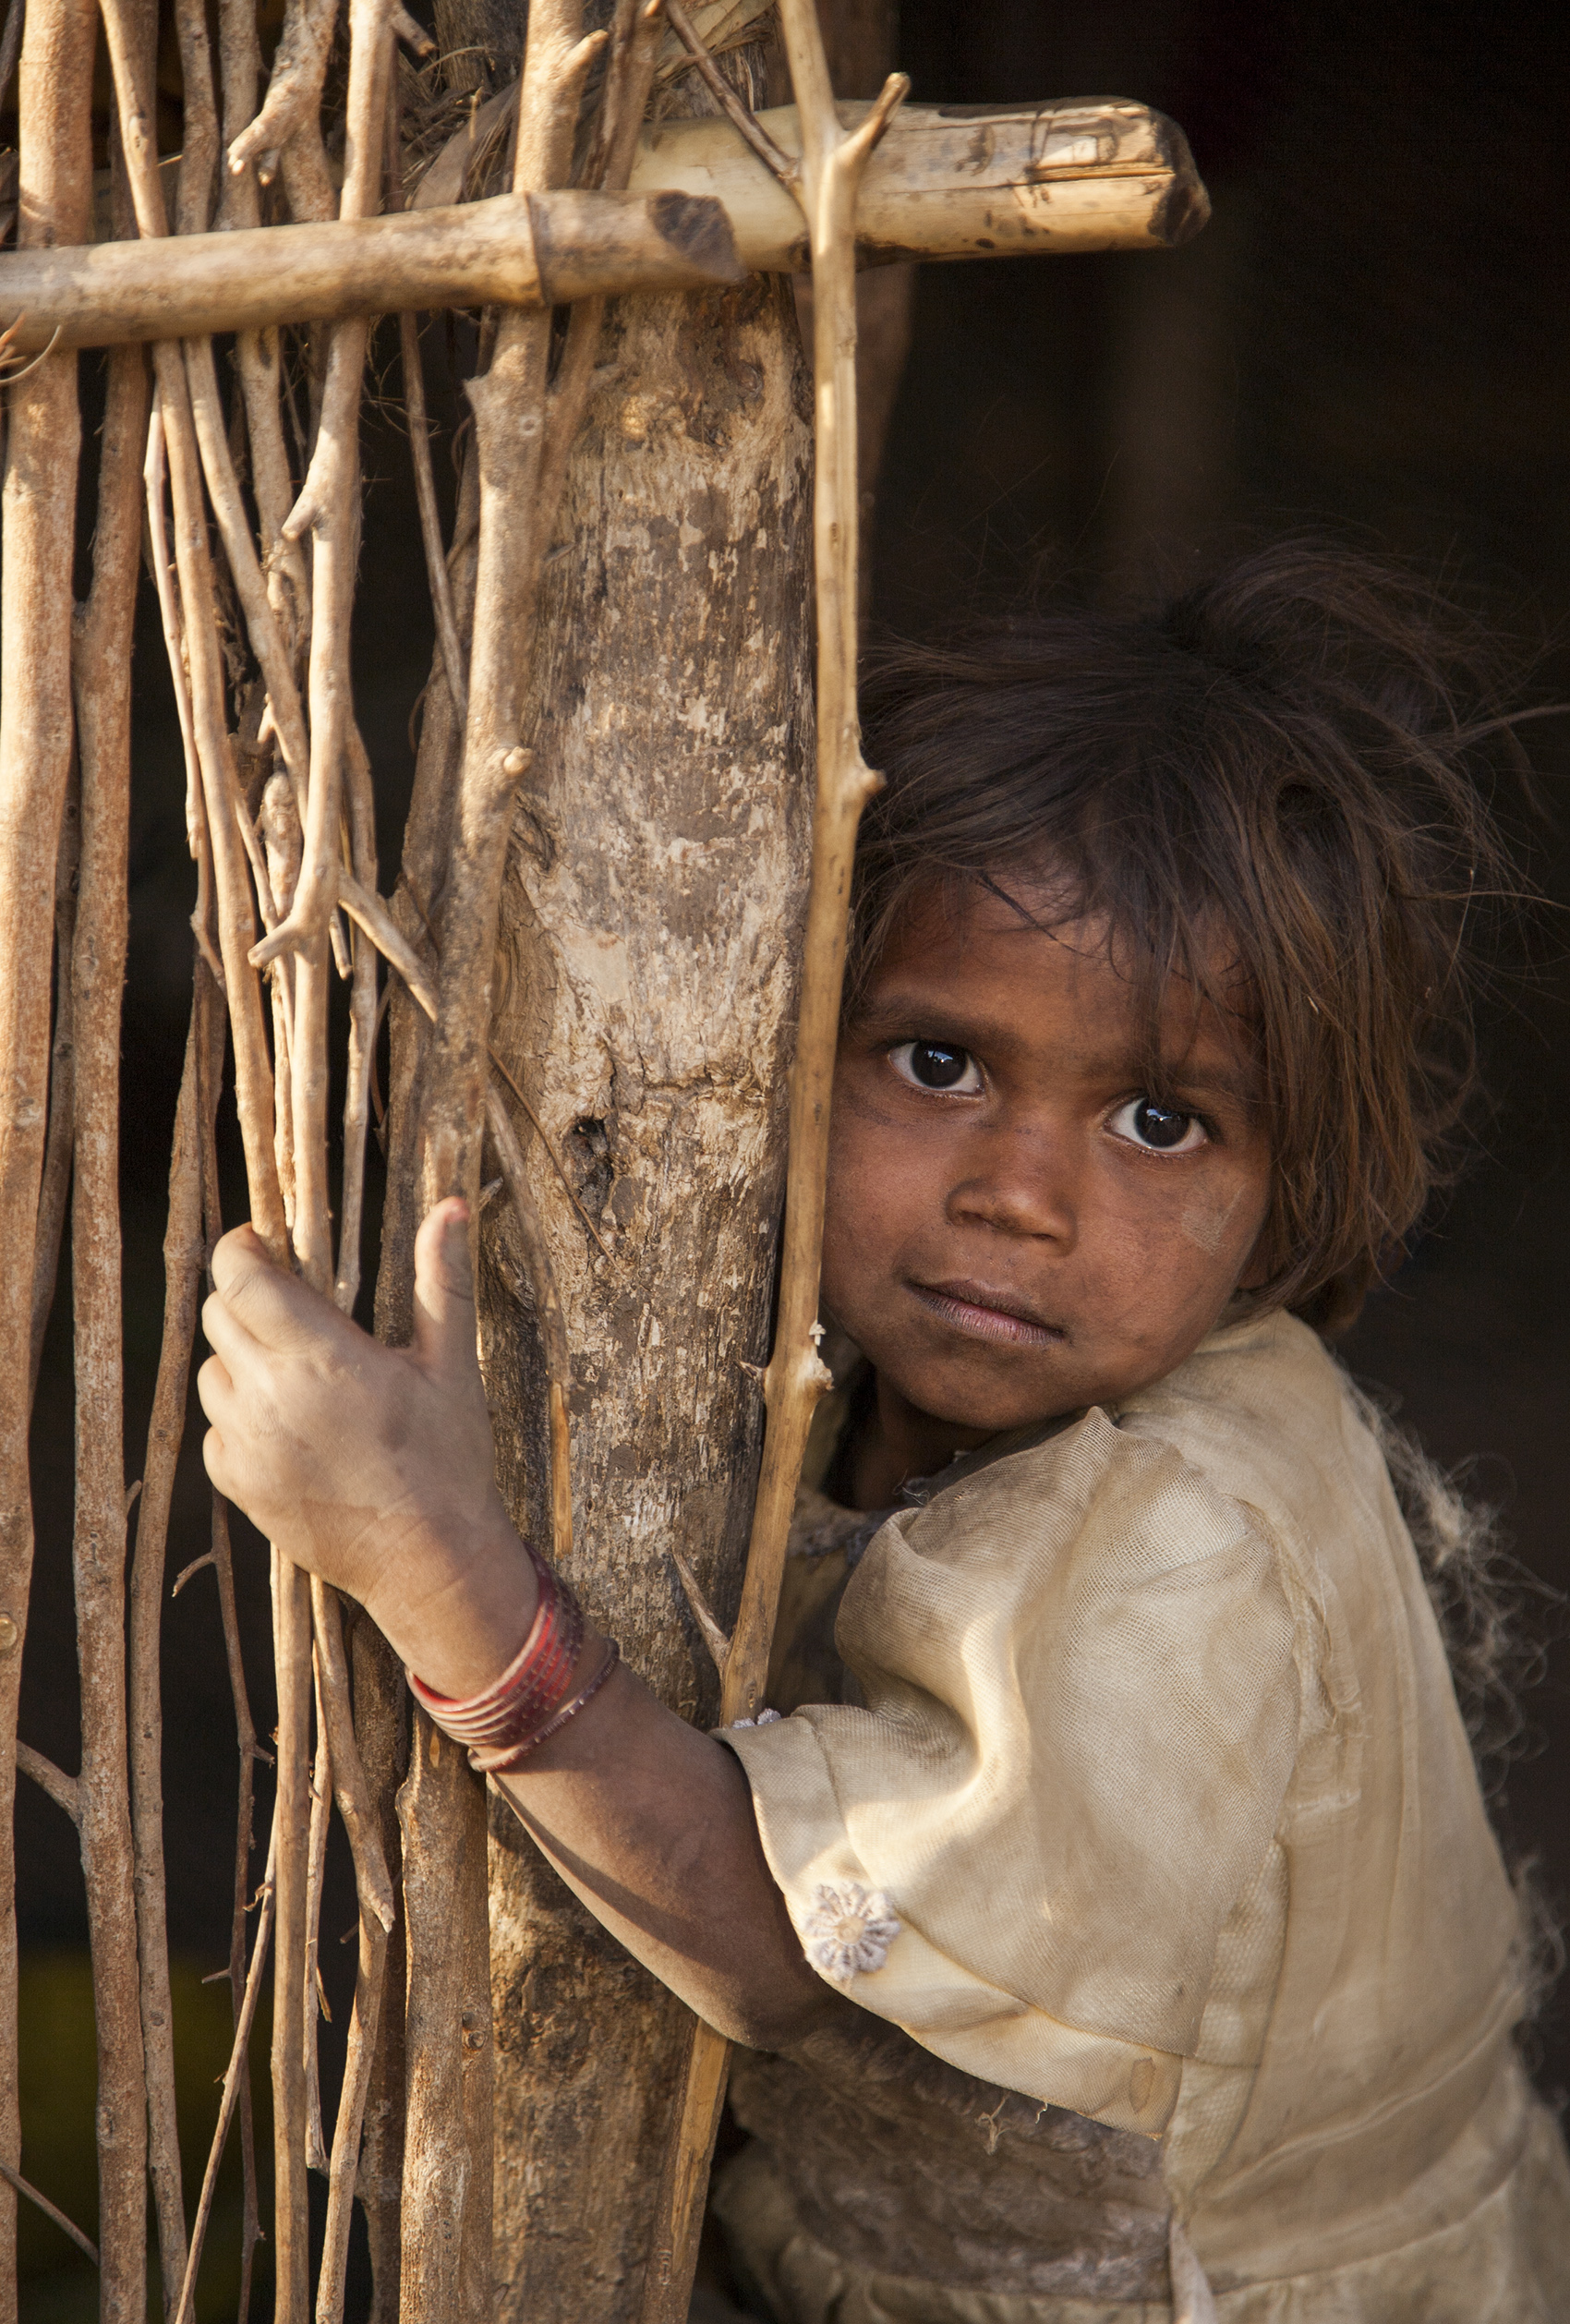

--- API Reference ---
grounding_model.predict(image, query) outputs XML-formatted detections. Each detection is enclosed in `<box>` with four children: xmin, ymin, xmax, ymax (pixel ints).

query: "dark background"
<box><xmin>15</xmin><ymin>0</ymin><xmax>1570</xmax><ymax>2310</ymax></box>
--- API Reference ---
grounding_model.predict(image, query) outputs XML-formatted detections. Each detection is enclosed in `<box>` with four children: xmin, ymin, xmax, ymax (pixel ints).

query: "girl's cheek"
<box><xmin>1179</xmin><ymin>1181</ymin><xmax>1252</xmax><ymax>1256</ymax></box>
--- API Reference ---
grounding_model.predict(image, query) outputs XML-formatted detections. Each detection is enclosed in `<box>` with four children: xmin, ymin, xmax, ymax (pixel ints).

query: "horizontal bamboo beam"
<box><xmin>624</xmin><ymin>97</ymin><xmax>1208</xmax><ymax>267</ymax></box>
<box><xmin>0</xmin><ymin>189</ymin><xmax>741</xmax><ymax>352</ymax></box>
<box><xmin>0</xmin><ymin>99</ymin><xmax>1206</xmax><ymax>353</ymax></box>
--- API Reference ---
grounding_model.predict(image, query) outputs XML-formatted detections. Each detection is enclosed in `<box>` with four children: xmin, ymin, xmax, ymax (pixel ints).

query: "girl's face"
<box><xmin>822</xmin><ymin>879</ymin><xmax>1274</xmax><ymax>1438</ymax></box>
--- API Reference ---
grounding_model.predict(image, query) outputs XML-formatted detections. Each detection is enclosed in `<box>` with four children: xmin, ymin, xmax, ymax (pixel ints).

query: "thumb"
<box><xmin>412</xmin><ymin>1199</ymin><xmax>481</xmax><ymax>1380</ymax></box>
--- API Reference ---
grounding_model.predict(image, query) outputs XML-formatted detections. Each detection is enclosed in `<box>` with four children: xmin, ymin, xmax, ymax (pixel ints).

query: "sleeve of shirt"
<box><xmin>722</xmin><ymin>1407</ymin><xmax>1299</xmax><ymax>2137</ymax></box>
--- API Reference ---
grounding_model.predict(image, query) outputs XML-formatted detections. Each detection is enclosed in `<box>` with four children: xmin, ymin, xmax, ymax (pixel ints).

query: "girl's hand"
<box><xmin>198</xmin><ymin>1198</ymin><xmax>537</xmax><ymax>1694</ymax></box>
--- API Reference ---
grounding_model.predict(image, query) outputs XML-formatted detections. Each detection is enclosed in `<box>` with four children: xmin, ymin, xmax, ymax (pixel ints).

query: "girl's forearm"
<box><xmin>492</xmin><ymin>1654</ymin><xmax>848</xmax><ymax>2052</ymax></box>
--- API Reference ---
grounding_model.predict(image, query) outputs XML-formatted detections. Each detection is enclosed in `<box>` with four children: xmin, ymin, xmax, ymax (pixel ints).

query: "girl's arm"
<box><xmin>197</xmin><ymin>1202</ymin><xmax>845</xmax><ymax>2052</ymax></box>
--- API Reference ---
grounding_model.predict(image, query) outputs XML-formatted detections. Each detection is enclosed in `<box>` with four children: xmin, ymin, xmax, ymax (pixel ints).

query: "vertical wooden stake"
<box><xmin>638</xmin><ymin>11</ymin><xmax>907</xmax><ymax>2317</ymax></box>
<box><xmin>0</xmin><ymin>0</ymin><xmax>96</xmax><ymax>2305</ymax></box>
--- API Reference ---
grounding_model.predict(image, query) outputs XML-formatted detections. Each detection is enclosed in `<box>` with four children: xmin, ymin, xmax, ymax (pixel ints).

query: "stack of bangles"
<box><xmin>406</xmin><ymin>1541</ymin><xmax>619</xmax><ymax>1775</ymax></box>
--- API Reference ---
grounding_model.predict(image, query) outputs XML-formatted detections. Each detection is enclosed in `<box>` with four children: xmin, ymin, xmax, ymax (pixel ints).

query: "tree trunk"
<box><xmin>477</xmin><ymin>252</ymin><xmax>813</xmax><ymax>2316</ymax></box>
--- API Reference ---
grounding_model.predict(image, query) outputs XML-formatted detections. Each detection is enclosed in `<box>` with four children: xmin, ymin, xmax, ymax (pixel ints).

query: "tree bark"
<box><xmin>477</xmin><ymin>259</ymin><xmax>813</xmax><ymax>2321</ymax></box>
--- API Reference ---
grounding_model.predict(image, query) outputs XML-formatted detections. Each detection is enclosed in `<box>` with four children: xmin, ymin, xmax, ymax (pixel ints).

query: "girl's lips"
<box><xmin>907</xmin><ymin>1279</ymin><xmax>1066</xmax><ymax>1349</ymax></box>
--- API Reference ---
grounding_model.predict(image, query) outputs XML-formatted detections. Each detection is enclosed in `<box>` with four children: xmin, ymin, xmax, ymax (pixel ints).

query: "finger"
<box><xmin>196</xmin><ymin>1351</ymin><xmax>236</xmax><ymax>1427</ymax></box>
<box><xmin>412</xmin><ymin>1198</ymin><xmax>480</xmax><ymax>1382</ymax></box>
<box><xmin>200</xmin><ymin>1287</ymin><xmax>260</xmax><ymax>1377</ymax></box>
<box><xmin>201</xmin><ymin>1419</ymin><xmax>236</xmax><ymax>1502</ymax></box>
<box><xmin>211</xmin><ymin>1222</ymin><xmax>345</xmax><ymax>1354</ymax></box>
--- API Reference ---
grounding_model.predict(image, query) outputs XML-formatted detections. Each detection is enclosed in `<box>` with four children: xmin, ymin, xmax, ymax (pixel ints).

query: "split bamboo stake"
<box><xmin>0</xmin><ymin>0</ymin><xmax>96</xmax><ymax>2300</ymax></box>
<box><xmin>640</xmin><ymin>7</ymin><xmax>902</xmax><ymax>2315</ymax></box>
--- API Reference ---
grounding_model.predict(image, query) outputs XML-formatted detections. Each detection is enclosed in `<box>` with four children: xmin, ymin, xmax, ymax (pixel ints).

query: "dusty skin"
<box><xmin>823</xmin><ymin>882</ymin><xmax>1274</xmax><ymax>1509</ymax></box>
<box><xmin>198</xmin><ymin>879</ymin><xmax>1274</xmax><ymax>2043</ymax></box>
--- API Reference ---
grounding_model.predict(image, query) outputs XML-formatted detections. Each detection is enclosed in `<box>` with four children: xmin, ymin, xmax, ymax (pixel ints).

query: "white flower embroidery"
<box><xmin>729</xmin><ymin>1709</ymin><xmax>784</xmax><ymax>1728</ymax></box>
<box><xmin>803</xmin><ymin>1882</ymin><xmax>901</xmax><ymax>1979</ymax></box>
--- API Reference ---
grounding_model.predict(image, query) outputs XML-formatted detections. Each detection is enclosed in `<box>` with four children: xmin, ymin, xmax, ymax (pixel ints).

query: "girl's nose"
<box><xmin>945</xmin><ymin>1131</ymin><xmax>1077</xmax><ymax>1245</ymax></box>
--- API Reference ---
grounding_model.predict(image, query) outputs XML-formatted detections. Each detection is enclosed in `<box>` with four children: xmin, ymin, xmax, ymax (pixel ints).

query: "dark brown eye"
<box><xmin>890</xmin><ymin>1041</ymin><xmax>984</xmax><ymax>1094</ymax></box>
<box><xmin>1108</xmin><ymin>1097</ymin><xmax>1207</xmax><ymax>1154</ymax></box>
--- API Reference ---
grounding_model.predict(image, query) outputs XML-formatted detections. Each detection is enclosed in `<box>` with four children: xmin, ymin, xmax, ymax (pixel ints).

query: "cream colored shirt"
<box><xmin>723</xmin><ymin>1310</ymin><xmax>1570</xmax><ymax>2316</ymax></box>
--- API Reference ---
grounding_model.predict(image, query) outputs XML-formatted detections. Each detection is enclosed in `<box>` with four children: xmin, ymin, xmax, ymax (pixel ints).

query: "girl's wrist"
<box><xmin>366</xmin><ymin>1517</ymin><xmax>541</xmax><ymax>1701</ymax></box>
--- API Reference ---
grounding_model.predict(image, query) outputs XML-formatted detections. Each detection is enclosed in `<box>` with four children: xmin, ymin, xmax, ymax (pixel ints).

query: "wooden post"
<box><xmin>475</xmin><ymin>250</ymin><xmax>814</xmax><ymax>2318</ymax></box>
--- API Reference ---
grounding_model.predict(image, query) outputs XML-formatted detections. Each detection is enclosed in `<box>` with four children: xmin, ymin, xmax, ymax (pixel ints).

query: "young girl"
<box><xmin>198</xmin><ymin>546</ymin><xmax>1570</xmax><ymax>2320</ymax></box>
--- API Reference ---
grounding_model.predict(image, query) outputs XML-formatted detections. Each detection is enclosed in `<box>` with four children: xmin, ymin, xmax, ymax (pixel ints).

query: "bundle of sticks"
<box><xmin>0</xmin><ymin>0</ymin><xmax>1206</xmax><ymax>2313</ymax></box>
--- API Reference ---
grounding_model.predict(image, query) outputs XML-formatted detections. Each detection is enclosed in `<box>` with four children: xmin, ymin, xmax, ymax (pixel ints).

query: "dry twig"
<box><xmin>640</xmin><ymin>11</ymin><xmax>907</xmax><ymax>2317</ymax></box>
<box><xmin>127</xmin><ymin>978</ymin><xmax>210</xmax><ymax>2307</ymax></box>
<box><xmin>662</xmin><ymin>0</ymin><xmax>796</xmax><ymax>186</ymax></box>
<box><xmin>172</xmin><ymin>1826</ymin><xmax>278</xmax><ymax>2324</ymax></box>
<box><xmin>27</xmin><ymin>767</ymin><xmax>80</xmax><ymax>1409</ymax></box>
<box><xmin>0</xmin><ymin>2160</ymin><xmax>101</xmax><ymax>2268</ymax></box>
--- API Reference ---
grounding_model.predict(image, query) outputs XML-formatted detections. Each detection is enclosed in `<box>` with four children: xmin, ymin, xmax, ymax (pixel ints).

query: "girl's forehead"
<box><xmin>868</xmin><ymin>875</ymin><xmax>1259</xmax><ymax>1077</ymax></box>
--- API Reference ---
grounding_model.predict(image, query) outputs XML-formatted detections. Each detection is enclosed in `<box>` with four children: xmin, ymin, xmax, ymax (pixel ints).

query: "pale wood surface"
<box><xmin>476</xmin><ymin>258</ymin><xmax>813</xmax><ymax>2324</ymax></box>
<box><xmin>0</xmin><ymin>99</ymin><xmax>1207</xmax><ymax>351</ymax></box>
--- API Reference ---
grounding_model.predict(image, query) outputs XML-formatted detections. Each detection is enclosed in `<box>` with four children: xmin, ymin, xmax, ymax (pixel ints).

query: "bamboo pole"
<box><xmin>0</xmin><ymin>0</ymin><xmax>96</xmax><ymax>2301</ymax></box>
<box><xmin>639</xmin><ymin>7</ymin><xmax>900</xmax><ymax>2315</ymax></box>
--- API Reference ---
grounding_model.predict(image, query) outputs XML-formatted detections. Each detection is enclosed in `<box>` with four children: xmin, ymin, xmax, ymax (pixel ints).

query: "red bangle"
<box><xmin>406</xmin><ymin>1542</ymin><xmax>595</xmax><ymax>1759</ymax></box>
<box><xmin>470</xmin><ymin>1639</ymin><xmax>621</xmax><ymax>1773</ymax></box>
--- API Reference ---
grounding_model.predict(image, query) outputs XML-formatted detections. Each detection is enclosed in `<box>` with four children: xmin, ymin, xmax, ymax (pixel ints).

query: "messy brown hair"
<box><xmin>851</xmin><ymin>544</ymin><xmax>1540</xmax><ymax>1334</ymax></box>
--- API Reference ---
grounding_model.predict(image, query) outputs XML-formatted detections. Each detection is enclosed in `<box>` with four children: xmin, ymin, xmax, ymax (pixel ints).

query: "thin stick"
<box><xmin>27</xmin><ymin>759</ymin><xmax>80</xmax><ymax>1410</ymax></box>
<box><xmin>310</xmin><ymin>1583</ymin><xmax>396</xmax><ymax>1922</ymax></box>
<box><xmin>127</xmin><ymin>980</ymin><xmax>207</xmax><ymax>2309</ymax></box>
<box><xmin>15</xmin><ymin>1743</ymin><xmax>80</xmax><ymax>1822</ymax></box>
<box><xmin>172</xmin><ymin>0</ymin><xmax>220</xmax><ymax>235</ymax></box>
<box><xmin>144</xmin><ymin>399</ymin><xmax>226</xmax><ymax>989</ymax></box>
<box><xmin>218</xmin><ymin>0</ymin><xmax>313</xmax><ymax>666</ymax></box>
<box><xmin>226</xmin><ymin>0</ymin><xmax>339</xmax><ymax>191</ymax></box>
<box><xmin>335</xmin><ymin>726</ymin><xmax>380</xmax><ymax>1313</ymax></box>
<box><xmin>0</xmin><ymin>2160</ymin><xmax>101</xmax><ymax>2268</ymax></box>
<box><xmin>314</xmin><ymin>1904</ymin><xmax>389</xmax><ymax>2324</ymax></box>
<box><xmin>70</xmin><ymin>321</ymin><xmax>153</xmax><ymax>2318</ymax></box>
<box><xmin>98</xmin><ymin>0</ymin><xmax>288</xmax><ymax>1259</ymax></box>
<box><xmin>399</xmin><ymin>309</ymin><xmax>468</xmax><ymax>729</ymax></box>
<box><xmin>534</xmin><ymin>0</ymin><xmax>664</xmax><ymax>527</ymax></box>
<box><xmin>662</xmin><ymin>0</ymin><xmax>797</xmax><ymax>188</ymax></box>
<box><xmin>0</xmin><ymin>0</ymin><xmax>94</xmax><ymax>2291</ymax></box>
<box><xmin>272</xmin><ymin>1540</ymin><xmax>315</xmax><ymax>2324</ymax></box>
<box><xmin>0</xmin><ymin>0</ymin><xmax>23</xmax><ymax>114</ymax></box>
<box><xmin>185</xmin><ymin>340</ymin><xmax>312</xmax><ymax>806</ymax></box>
<box><xmin>171</xmin><ymin>1824</ymin><xmax>278</xmax><ymax>2324</ymax></box>
<box><xmin>486</xmin><ymin>1086</ymin><xmax>574</xmax><ymax>1567</ymax></box>
<box><xmin>640</xmin><ymin>14</ymin><xmax>906</xmax><ymax>2318</ymax></box>
<box><xmin>272</xmin><ymin>0</ymin><xmax>392</xmax><ymax>1300</ymax></box>
<box><xmin>208</xmin><ymin>1498</ymin><xmax>267</xmax><ymax>2324</ymax></box>
<box><xmin>304</xmin><ymin>1672</ymin><xmax>332</xmax><ymax>2175</ymax></box>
